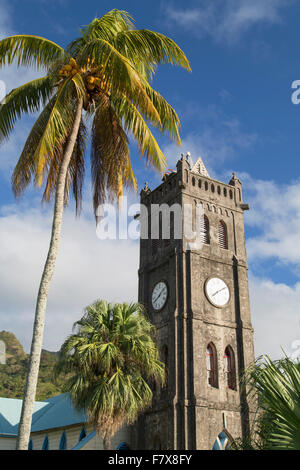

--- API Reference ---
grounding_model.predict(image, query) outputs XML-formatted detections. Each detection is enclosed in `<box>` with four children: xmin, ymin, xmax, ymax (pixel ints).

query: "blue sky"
<box><xmin>0</xmin><ymin>0</ymin><xmax>300</xmax><ymax>359</ymax></box>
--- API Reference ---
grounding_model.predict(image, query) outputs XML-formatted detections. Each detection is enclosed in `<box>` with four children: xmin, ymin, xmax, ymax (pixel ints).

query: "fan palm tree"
<box><xmin>235</xmin><ymin>356</ymin><xmax>300</xmax><ymax>450</ymax></box>
<box><xmin>55</xmin><ymin>300</ymin><xmax>165</xmax><ymax>450</ymax></box>
<box><xmin>0</xmin><ymin>10</ymin><xmax>190</xmax><ymax>449</ymax></box>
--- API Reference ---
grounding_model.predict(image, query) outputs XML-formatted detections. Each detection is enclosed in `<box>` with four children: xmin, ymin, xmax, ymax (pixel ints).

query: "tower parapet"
<box><xmin>141</xmin><ymin>155</ymin><xmax>247</xmax><ymax>212</ymax></box>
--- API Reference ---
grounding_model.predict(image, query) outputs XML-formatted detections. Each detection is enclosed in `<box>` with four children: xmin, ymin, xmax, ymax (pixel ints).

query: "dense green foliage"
<box><xmin>0</xmin><ymin>331</ymin><xmax>66</xmax><ymax>401</ymax></box>
<box><xmin>55</xmin><ymin>300</ymin><xmax>165</xmax><ymax>449</ymax></box>
<box><xmin>234</xmin><ymin>356</ymin><xmax>300</xmax><ymax>450</ymax></box>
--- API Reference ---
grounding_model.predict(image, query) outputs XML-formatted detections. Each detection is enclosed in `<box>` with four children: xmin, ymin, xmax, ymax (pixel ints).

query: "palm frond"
<box><xmin>0</xmin><ymin>35</ymin><xmax>66</xmax><ymax>69</ymax></box>
<box><xmin>77</xmin><ymin>38</ymin><xmax>161</xmax><ymax>125</ymax></box>
<box><xmin>55</xmin><ymin>299</ymin><xmax>165</xmax><ymax>442</ymax></box>
<box><xmin>33</xmin><ymin>77</ymin><xmax>79</xmax><ymax>187</ymax></box>
<box><xmin>12</xmin><ymin>97</ymin><xmax>56</xmax><ymax>196</ymax></box>
<box><xmin>144</xmin><ymin>84</ymin><xmax>181</xmax><ymax>144</ymax></box>
<box><xmin>91</xmin><ymin>93</ymin><xmax>132</xmax><ymax>213</ymax></box>
<box><xmin>115</xmin><ymin>29</ymin><xmax>191</xmax><ymax>73</ymax></box>
<box><xmin>42</xmin><ymin>118</ymin><xmax>87</xmax><ymax>214</ymax></box>
<box><xmin>0</xmin><ymin>76</ymin><xmax>54</xmax><ymax>143</ymax></box>
<box><xmin>244</xmin><ymin>356</ymin><xmax>300</xmax><ymax>450</ymax></box>
<box><xmin>80</xmin><ymin>10</ymin><xmax>135</xmax><ymax>43</ymax></box>
<box><xmin>12</xmin><ymin>78</ymin><xmax>80</xmax><ymax>196</ymax></box>
<box><xmin>114</xmin><ymin>94</ymin><xmax>167</xmax><ymax>174</ymax></box>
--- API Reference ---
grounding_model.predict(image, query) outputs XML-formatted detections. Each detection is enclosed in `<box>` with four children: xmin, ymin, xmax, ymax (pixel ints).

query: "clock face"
<box><xmin>152</xmin><ymin>281</ymin><xmax>168</xmax><ymax>311</ymax></box>
<box><xmin>205</xmin><ymin>277</ymin><xmax>230</xmax><ymax>308</ymax></box>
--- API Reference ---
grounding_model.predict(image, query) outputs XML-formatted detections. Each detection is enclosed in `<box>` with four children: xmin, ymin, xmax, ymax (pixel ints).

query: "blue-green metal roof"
<box><xmin>71</xmin><ymin>430</ymin><xmax>96</xmax><ymax>450</ymax></box>
<box><xmin>0</xmin><ymin>393</ymin><xmax>87</xmax><ymax>436</ymax></box>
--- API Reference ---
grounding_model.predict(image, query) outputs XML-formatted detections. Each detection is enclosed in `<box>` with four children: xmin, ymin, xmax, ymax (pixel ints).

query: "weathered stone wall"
<box><xmin>136</xmin><ymin>157</ymin><xmax>255</xmax><ymax>450</ymax></box>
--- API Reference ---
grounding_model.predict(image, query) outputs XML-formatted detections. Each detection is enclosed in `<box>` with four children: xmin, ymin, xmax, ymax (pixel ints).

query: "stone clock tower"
<box><xmin>132</xmin><ymin>154</ymin><xmax>255</xmax><ymax>450</ymax></box>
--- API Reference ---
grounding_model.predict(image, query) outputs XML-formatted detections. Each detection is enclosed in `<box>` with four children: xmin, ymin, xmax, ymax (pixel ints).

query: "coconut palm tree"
<box><xmin>0</xmin><ymin>10</ymin><xmax>190</xmax><ymax>449</ymax></box>
<box><xmin>234</xmin><ymin>356</ymin><xmax>300</xmax><ymax>450</ymax></box>
<box><xmin>55</xmin><ymin>300</ymin><xmax>165</xmax><ymax>450</ymax></box>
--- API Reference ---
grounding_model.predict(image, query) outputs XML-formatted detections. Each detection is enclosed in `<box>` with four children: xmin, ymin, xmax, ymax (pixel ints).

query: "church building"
<box><xmin>131</xmin><ymin>154</ymin><xmax>255</xmax><ymax>450</ymax></box>
<box><xmin>0</xmin><ymin>154</ymin><xmax>255</xmax><ymax>450</ymax></box>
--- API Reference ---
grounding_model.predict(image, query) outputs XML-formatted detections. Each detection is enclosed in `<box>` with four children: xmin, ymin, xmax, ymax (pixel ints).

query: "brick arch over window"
<box><xmin>224</xmin><ymin>346</ymin><xmax>236</xmax><ymax>390</ymax></box>
<box><xmin>206</xmin><ymin>342</ymin><xmax>218</xmax><ymax>388</ymax></box>
<box><xmin>200</xmin><ymin>215</ymin><xmax>210</xmax><ymax>245</ymax></box>
<box><xmin>218</xmin><ymin>220</ymin><xmax>228</xmax><ymax>249</ymax></box>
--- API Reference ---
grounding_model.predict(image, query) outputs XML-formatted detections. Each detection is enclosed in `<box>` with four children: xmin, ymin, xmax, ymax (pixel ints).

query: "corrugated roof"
<box><xmin>0</xmin><ymin>393</ymin><xmax>87</xmax><ymax>436</ymax></box>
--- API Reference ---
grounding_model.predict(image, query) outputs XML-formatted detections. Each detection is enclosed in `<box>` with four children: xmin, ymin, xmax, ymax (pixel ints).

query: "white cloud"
<box><xmin>243</xmin><ymin>175</ymin><xmax>300</xmax><ymax>266</ymax></box>
<box><xmin>249</xmin><ymin>274</ymin><xmax>300</xmax><ymax>359</ymax></box>
<box><xmin>165</xmin><ymin>0</ymin><xmax>292</xmax><ymax>43</ymax></box>
<box><xmin>0</xmin><ymin>201</ymin><xmax>139</xmax><ymax>352</ymax></box>
<box><xmin>237</xmin><ymin>174</ymin><xmax>300</xmax><ymax>360</ymax></box>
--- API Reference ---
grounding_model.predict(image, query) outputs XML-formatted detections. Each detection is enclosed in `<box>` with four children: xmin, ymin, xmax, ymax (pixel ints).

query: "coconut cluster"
<box><xmin>86</xmin><ymin>66</ymin><xmax>108</xmax><ymax>94</ymax></box>
<box><xmin>59</xmin><ymin>58</ymin><xmax>79</xmax><ymax>78</ymax></box>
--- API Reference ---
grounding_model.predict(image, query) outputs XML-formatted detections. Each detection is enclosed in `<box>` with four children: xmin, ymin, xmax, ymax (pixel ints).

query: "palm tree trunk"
<box><xmin>103</xmin><ymin>435</ymin><xmax>111</xmax><ymax>450</ymax></box>
<box><xmin>16</xmin><ymin>98</ymin><xmax>83</xmax><ymax>450</ymax></box>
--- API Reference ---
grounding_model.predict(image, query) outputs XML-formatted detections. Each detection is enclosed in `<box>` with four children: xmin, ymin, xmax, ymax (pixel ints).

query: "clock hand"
<box><xmin>153</xmin><ymin>290</ymin><xmax>163</xmax><ymax>303</ymax></box>
<box><xmin>212</xmin><ymin>286</ymin><xmax>227</xmax><ymax>297</ymax></box>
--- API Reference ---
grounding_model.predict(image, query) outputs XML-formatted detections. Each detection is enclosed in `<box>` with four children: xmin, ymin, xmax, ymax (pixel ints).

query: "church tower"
<box><xmin>134</xmin><ymin>154</ymin><xmax>255</xmax><ymax>450</ymax></box>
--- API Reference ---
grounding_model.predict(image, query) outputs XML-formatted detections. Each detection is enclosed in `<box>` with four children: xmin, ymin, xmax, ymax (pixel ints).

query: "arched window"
<box><xmin>162</xmin><ymin>345</ymin><xmax>168</xmax><ymax>388</ymax></box>
<box><xmin>218</xmin><ymin>221</ymin><xmax>228</xmax><ymax>249</ymax></box>
<box><xmin>212</xmin><ymin>431</ymin><xmax>230</xmax><ymax>450</ymax></box>
<box><xmin>42</xmin><ymin>435</ymin><xmax>49</xmax><ymax>450</ymax></box>
<box><xmin>192</xmin><ymin>177</ymin><xmax>195</xmax><ymax>186</ymax></box>
<box><xmin>206</xmin><ymin>343</ymin><xmax>218</xmax><ymax>388</ymax></box>
<box><xmin>28</xmin><ymin>439</ymin><xmax>33</xmax><ymax>450</ymax></box>
<box><xmin>59</xmin><ymin>431</ymin><xmax>67</xmax><ymax>450</ymax></box>
<box><xmin>224</xmin><ymin>346</ymin><xmax>236</xmax><ymax>390</ymax></box>
<box><xmin>200</xmin><ymin>215</ymin><xmax>210</xmax><ymax>245</ymax></box>
<box><xmin>79</xmin><ymin>427</ymin><xmax>86</xmax><ymax>442</ymax></box>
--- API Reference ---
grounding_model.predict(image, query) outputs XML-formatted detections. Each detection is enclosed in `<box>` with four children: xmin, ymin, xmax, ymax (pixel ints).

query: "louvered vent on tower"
<box><xmin>218</xmin><ymin>221</ymin><xmax>228</xmax><ymax>249</ymax></box>
<box><xmin>200</xmin><ymin>215</ymin><xmax>210</xmax><ymax>244</ymax></box>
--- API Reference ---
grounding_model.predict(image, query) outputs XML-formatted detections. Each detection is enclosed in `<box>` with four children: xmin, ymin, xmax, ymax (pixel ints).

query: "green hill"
<box><xmin>0</xmin><ymin>331</ymin><xmax>67</xmax><ymax>401</ymax></box>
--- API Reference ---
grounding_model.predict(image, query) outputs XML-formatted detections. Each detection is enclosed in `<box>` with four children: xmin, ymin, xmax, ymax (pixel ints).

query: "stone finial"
<box><xmin>229</xmin><ymin>172</ymin><xmax>241</xmax><ymax>186</ymax></box>
<box><xmin>142</xmin><ymin>181</ymin><xmax>151</xmax><ymax>194</ymax></box>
